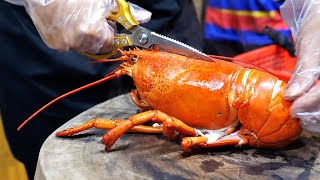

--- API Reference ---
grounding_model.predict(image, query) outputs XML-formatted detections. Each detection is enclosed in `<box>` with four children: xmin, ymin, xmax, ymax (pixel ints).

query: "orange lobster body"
<box><xmin>132</xmin><ymin>51</ymin><xmax>239</xmax><ymax>130</ymax></box>
<box><xmin>129</xmin><ymin>50</ymin><xmax>302</xmax><ymax>148</ymax></box>
<box><xmin>20</xmin><ymin>49</ymin><xmax>303</xmax><ymax>151</ymax></box>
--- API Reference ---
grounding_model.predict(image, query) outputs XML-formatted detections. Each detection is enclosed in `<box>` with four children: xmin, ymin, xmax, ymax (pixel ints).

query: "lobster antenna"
<box><xmin>17</xmin><ymin>67</ymin><xmax>125</xmax><ymax>131</ymax></box>
<box><xmin>210</xmin><ymin>55</ymin><xmax>272</xmax><ymax>75</ymax></box>
<box><xmin>89</xmin><ymin>56</ymin><xmax>130</xmax><ymax>64</ymax></box>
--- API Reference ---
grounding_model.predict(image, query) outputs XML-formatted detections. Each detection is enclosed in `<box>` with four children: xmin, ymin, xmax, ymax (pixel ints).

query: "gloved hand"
<box><xmin>280</xmin><ymin>0</ymin><xmax>320</xmax><ymax>132</ymax></box>
<box><xmin>23</xmin><ymin>0</ymin><xmax>151</xmax><ymax>54</ymax></box>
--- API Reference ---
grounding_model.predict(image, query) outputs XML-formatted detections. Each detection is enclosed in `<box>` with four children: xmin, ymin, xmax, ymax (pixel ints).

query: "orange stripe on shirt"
<box><xmin>205</xmin><ymin>7</ymin><xmax>288</xmax><ymax>32</ymax></box>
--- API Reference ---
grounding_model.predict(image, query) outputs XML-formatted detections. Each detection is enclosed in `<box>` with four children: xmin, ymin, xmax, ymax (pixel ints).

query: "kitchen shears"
<box><xmin>84</xmin><ymin>0</ymin><xmax>215</xmax><ymax>62</ymax></box>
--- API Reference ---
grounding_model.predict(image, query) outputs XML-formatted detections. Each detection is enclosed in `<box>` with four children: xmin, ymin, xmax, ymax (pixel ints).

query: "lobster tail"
<box><xmin>236</xmin><ymin>69</ymin><xmax>302</xmax><ymax>148</ymax></box>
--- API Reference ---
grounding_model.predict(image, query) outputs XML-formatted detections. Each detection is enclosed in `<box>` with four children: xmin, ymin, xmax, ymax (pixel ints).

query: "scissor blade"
<box><xmin>129</xmin><ymin>25</ymin><xmax>215</xmax><ymax>62</ymax></box>
<box><xmin>148</xmin><ymin>32</ymin><xmax>215</xmax><ymax>62</ymax></box>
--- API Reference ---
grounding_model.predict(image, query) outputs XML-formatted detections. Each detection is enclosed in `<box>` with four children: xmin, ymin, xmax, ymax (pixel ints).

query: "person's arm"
<box><xmin>23</xmin><ymin>0</ymin><xmax>151</xmax><ymax>54</ymax></box>
<box><xmin>280</xmin><ymin>0</ymin><xmax>320</xmax><ymax>132</ymax></box>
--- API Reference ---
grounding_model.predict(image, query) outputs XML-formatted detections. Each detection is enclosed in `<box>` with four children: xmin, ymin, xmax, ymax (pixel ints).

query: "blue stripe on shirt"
<box><xmin>204</xmin><ymin>23</ymin><xmax>291</xmax><ymax>45</ymax></box>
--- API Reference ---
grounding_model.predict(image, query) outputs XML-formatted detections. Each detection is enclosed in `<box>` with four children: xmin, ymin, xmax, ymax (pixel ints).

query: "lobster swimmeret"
<box><xmin>19</xmin><ymin>49</ymin><xmax>302</xmax><ymax>151</ymax></box>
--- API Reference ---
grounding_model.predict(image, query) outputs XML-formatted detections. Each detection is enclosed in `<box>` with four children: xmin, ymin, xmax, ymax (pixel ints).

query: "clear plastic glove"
<box><xmin>280</xmin><ymin>0</ymin><xmax>320</xmax><ymax>132</ymax></box>
<box><xmin>23</xmin><ymin>0</ymin><xmax>151</xmax><ymax>54</ymax></box>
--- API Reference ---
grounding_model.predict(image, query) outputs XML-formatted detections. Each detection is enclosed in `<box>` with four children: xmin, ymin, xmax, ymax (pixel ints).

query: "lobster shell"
<box><xmin>20</xmin><ymin>49</ymin><xmax>302</xmax><ymax>151</ymax></box>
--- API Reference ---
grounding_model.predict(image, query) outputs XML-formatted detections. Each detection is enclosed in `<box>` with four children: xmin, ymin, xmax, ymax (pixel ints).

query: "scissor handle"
<box><xmin>109</xmin><ymin>0</ymin><xmax>139</xmax><ymax>30</ymax></box>
<box><xmin>82</xmin><ymin>34</ymin><xmax>133</xmax><ymax>59</ymax></box>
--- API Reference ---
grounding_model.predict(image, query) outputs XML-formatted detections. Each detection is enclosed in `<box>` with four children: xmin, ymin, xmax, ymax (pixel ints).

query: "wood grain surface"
<box><xmin>35</xmin><ymin>94</ymin><xmax>320</xmax><ymax>180</ymax></box>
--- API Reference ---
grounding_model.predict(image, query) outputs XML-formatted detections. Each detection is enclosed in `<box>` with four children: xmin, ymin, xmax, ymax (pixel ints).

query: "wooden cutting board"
<box><xmin>35</xmin><ymin>94</ymin><xmax>320</xmax><ymax>180</ymax></box>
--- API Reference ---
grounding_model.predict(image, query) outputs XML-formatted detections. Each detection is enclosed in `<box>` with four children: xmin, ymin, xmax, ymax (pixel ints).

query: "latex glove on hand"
<box><xmin>280</xmin><ymin>0</ymin><xmax>320</xmax><ymax>132</ymax></box>
<box><xmin>23</xmin><ymin>0</ymin><xmax>151</xmax><ymax>54</ymax></box>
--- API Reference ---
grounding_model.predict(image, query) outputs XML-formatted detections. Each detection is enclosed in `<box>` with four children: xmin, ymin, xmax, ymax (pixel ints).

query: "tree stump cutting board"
<box><xmin>35</xmin><ymin>94</ymin><xmax>320</xmax><ymax>180</ymax></box>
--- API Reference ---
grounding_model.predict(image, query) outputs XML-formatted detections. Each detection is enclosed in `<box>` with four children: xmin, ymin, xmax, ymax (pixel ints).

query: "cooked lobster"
<box><xmin>19</xmin><ymin>49</ymin><xmax>302</xmax><ymax>151</ymax></box>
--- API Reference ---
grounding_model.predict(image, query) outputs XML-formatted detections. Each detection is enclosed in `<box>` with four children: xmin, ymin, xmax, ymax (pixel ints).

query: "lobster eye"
<box><xmin>130</xmin><ymin>54</ymin><xmax>139</xmax><ymax>63</ymax></box>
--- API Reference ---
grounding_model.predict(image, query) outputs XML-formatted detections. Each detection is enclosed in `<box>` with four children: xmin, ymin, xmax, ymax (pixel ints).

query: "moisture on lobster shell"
<box><xmin>20</xmin><ymin>49</ymin><xmax>303</xmax><ymax>151</ymax></box>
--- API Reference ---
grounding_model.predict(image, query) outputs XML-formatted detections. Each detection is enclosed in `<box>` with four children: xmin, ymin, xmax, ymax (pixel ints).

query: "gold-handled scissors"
<box><xmin>84</xmin><ymin>0</ymin><xmax>215</xmax><ymax>62</ymax></box>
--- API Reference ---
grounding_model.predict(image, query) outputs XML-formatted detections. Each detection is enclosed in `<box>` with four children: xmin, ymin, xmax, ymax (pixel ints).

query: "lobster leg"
<box><xmin>200</xmin><ymin>132</ymin><xmax>248</xmax><ymax>148</ymax></box>
<box><xmin>181</xmin><ymin>124</ymin><xmax>247</xmax><ymax>151</ymax></box>
<box><xmin>130</xmin><ymin>89</ymin><xmax>152</xmax><ymax>111</ymax></box>
<box><xmin>181</xmin><ymin>132</ymin><xmax>249</xmax><ymax>151</ymax></box>
<box><xmin>102</xmin><ymin>110</ymin><xmax>198</xmax><ymax>151</ymax></box>
<box><xmin>56</xmin><ymin>118</ymin><xmax>162</xmax><ymax>137</ymax></box>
